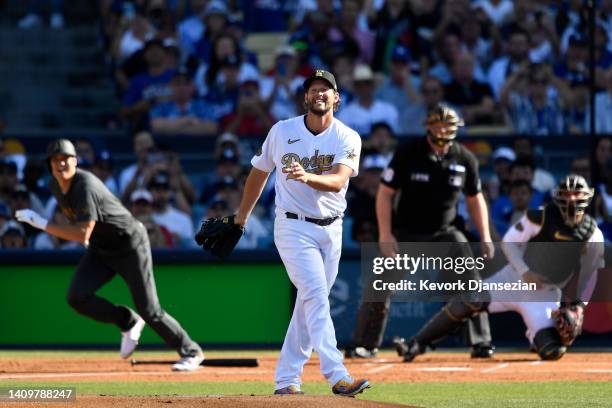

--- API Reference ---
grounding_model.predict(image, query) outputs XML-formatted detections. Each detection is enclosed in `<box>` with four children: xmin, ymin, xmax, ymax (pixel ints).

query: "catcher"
<box><xmin>395</xmin><ymin>174</ymin><xmax>604</xmax><ymax>361</ymax></box>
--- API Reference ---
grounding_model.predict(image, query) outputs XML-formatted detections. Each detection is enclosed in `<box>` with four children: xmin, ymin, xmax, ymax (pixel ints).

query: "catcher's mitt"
<box><xmin>551</xmin><ymin>303</ymin><xmax>585</xmax><ymax>346</ymax></box>
<box><xmin>195</xmin><ymin>215</ymin><xmax>244</xmax><ymax>258</ymax></box>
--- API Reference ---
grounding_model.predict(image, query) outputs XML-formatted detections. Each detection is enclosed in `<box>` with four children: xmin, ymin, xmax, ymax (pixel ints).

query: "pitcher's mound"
<box><xmin>29</xmin><ymin>395</ymin><xmax>416</xmax><ymax>407</ymax></box>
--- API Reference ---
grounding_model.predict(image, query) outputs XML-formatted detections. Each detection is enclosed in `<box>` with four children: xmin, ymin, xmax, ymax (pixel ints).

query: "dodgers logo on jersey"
<box><xmin>281</xmin><ymin>150</ymin><xmax>335</xmax><ymax>178</ymax></box>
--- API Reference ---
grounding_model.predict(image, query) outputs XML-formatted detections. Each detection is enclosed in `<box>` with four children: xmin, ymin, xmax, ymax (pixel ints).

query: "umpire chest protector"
<box><xmin>523</xmin><ymin>204</ymin><xmax>596</xmax><ymax>285</ymax></box>
<box><xmin>382</xmin><ymin>138</ymin><xmax>481</xmax><ymax>234</ymax></box>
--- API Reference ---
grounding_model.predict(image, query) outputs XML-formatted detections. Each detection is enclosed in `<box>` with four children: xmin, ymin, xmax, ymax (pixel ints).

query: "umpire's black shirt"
<box><xmin>380</xmin><ymin>137</ymin><xmax>481</xmax><ymax>234</ymax></box>
<box><xmin>49</xmin><ymin>169</ymin><xmax>139</xmax><ymax>254</ymax></box>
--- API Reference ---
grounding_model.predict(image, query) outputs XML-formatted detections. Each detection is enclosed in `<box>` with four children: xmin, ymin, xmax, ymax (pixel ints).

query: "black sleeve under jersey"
<box><xmin>462</xmin><ymin>149</ymin><xmax>482</xmax><ymax>197</ymax></box>
<box><xmin>380</xmin><ymin>145</ymin><xmax>406</xmax><ymax>190</ymax></box>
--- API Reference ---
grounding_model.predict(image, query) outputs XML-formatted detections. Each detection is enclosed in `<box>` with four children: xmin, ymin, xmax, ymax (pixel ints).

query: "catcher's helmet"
<box><xmin>425</xmin><ymin>103</ymin><xmax>464</xmax><ymax>146</ymax></box>
<box><xmin>552</xmin><ymin>174</ymin><xmax>594</xmax><ymax>227</ymax></box>
<box><xmin>46</xmin><ymin>139</ymin><xmax>76</xmax><ymax>171</ymax></box>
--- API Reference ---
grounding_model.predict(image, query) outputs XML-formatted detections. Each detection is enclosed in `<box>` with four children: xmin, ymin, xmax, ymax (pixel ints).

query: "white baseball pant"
<box><xmin>273</xmin><ymin>213</ymin><xmax>349</xmax><ymax>390</ymax></box>
<box><xmin>486</xmin><ymin>264</ymin><xmax>561</xmax><ymax>343</ymax></box>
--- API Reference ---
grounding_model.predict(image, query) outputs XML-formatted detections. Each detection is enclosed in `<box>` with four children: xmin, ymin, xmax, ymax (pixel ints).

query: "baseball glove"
<box><xmin>551</xmin><ymin>303</ymin><xmax>585</xmax><ymax>346</ymax></box>
<box><xmin>195</xmin><ymin>215</ymin><xmax>244</xmax><ymax>258</ymax></box>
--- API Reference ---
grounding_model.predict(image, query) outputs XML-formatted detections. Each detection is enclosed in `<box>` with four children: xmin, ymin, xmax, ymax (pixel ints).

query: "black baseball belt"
<box><xmin>285</xmin><ymin>212</ymin><xmax>339</xmax><ymax>226</ymax></box>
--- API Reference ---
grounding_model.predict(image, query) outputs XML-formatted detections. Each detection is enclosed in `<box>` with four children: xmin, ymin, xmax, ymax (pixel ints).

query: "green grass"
<box><xmin>1</xmin><ymin>381</ymin><xmax>611</xmax><ymax>408</ymax></box>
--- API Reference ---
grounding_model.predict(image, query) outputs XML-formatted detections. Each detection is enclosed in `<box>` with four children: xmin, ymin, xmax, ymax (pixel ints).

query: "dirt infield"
<box><xmin>2</xmin><ymin>351</ymin><xmax>612</xmax><ymax>384</ymax></box>
<box><xmin>3</xmin><ymin>395</ymin><xmax>414</xmax><ymax>408</ymax></box>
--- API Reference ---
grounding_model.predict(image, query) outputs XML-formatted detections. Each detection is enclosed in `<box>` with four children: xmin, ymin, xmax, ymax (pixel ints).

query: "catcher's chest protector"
<box><xmin>523</xmin><ymin>204</ymin><xmax>596</xmax><ymax>285</ymax></box>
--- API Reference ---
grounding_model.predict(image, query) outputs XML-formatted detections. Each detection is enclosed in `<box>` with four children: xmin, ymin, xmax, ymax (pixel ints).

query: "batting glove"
<box><xmin>15</xmin><ymin>209</ymin><xmax>48</xmax><ymax>231</ymax></box>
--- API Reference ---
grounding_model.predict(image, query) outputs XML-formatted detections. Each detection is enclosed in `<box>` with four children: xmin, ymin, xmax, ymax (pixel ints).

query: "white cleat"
<box><xmin>120</xmin><ymin>316</ymin><xmax>145</xmax><ymax>359</ymax></box>
<box><xmin>172</xmin><ymin>351</ymin><xmax>204</xmax><ymax>372</ymax></box>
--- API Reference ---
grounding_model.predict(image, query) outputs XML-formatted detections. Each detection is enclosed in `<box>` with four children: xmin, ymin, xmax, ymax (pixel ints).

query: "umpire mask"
<box><xmin>553</xmin><ymin>174</ymin><xmax>594</xmax><ymax>227</ymax></box>
<box><xmin>425</xmin><ymin>103</ymin><xmax>464</xmax><ymax>147</ymax></box>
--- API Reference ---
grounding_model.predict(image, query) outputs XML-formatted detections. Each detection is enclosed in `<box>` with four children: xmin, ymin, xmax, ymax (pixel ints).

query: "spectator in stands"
<box><xmin>213</xmin><ymin>176</ymin><xmax>241</xmax><ymax>214</ymax></box>
<box><xmin>485</xmin><ymin>146</ymin><xmax>515</xmax><ymax>202</ymax></box>
<box><xmin>0</xmin><ymin>202</ymin><xmax>10</xmax><ymax>233</ymax></box>
<box><xmin>593</xmin><ymin>68</ymin><xmax>612</xmax><ymax>134</ymax></box>
<box><xmin>444</xmin><ymin>51</ymin><xmax>496</xmax><ymax>125</ymax></box>
<box><xmin>129</xmin><ymin>188</ymin><xmax>173</xmax><ymax>248</ymax></box>
<box><xmin>501</xmin><ymin>2</ymin><xmax>558</xmax><ymax>64</ymax></box>
<box><xmin>375</xmin><ymin>45</ymin><xmax>419</xmax><ymax>118</ymax></box>
<box><xmin>149</xmin><ymin>171</ymin><xmax>194</xmax><ymax>246</ymax></box>
<box><xmin>177</xmin><ymin>0</ymin><xmax>208</xmax><ymax>59</ymax></box>
<box><xmin>429</xmin><ymin>31</ymin><xmax>486</xmax><ymax>85</ymax></box>
<box><xmin>367</xmin><ymin>0</ymin><xmax>416</xmax><ymax>72</ymax></box>
<box><xmin>119</xmin><ymin>130</ymin><xmax>156</xmax><ymax>196</ymax></box>
<box><xmin>458</xmin><ymin>13</ymin><xmax>499</xmax><ymax>75</ymax></box>
<box><xmin>398</xmin><ymin>76</ymin><xmax>447</xmax><ymax>136</ymax></box>
<box><xmin>290</xmin><ymin>10</ymin><xmax>357</xmax><ymax>69</ymax></box>
<box><xmin>593</xmin><ymin>137</ymin><xmax>612</xmax><ymax>187</ymax></box>
<box><xmin>473</xmin><ymin>0</ymin><xmax>513</xmax><ymax>27</ymax></box>
<box><xmin>338</xmin><ymin>64</ymin><xmax>398</xmax><ymax>135</ymax></box>
<box><xmin>201</xmin><ymin>54</ymin><xmax>244</xmax><ymax>121</ymax></box>
<box><xmin>555</xmin><ymin>34</ymin><xmax>589</xmax><ymax>89</ymax></box>
<box><xmin>33</xmin><ymin>205</ymin><xmax>80</xmax><ymax>250</ymax></box>
<box><xmin>501</xmin><ymin>63</ymin><xmax>572</xmax><ymax>136</ymax></box>
<box><xmin>260</xmin><ymin>45</ymin><xmax>305</xmax><ymax>121</ymax></box>
<box><xmin>491</xmin><ymin>156</ymin><xmax>546</xmax><ymax>233</ymax></box>
<box><xmin>221</xmin><ymin>78</ymin><xmax>275</xmax><ymax>137</ymax></box>
<box><xmin>196</xmin><ymin>33</ymin><xmax>259</xmax><ymax>96</ymax></box>
<box><xmin>192</xmin><ymin>1</ymin><xmax>230</xmax><ymax>63</ymax></box>
<box><xmin>91</xmin><ymin>150</ymin><xmax>119</xmax><ymax>197</ymax></box>
<box><xmin>0</xmin><ymin>220</ymin><xmax>28</xmax><ymax>249</ymax></box>
<box><xmin>332</xmin><ymin>0</ymin><xmax>375</xmax><ymax>65</ymax></box>
<box><xmin>567</xmin><ymin>81</ymin><xmax>590</xmax><ymax>134</ymax></box>
<box><xmin>160</xmin><ymin>145</ymin><xmax>196</xmax><ymax>214</ymax></box>
<box><xmin>511</xmin><ymin>137</ymin><xmax>556</xmax><ymax>193</ymax></box>
<box><xmin>199</xmin><ymin>146</ymin><xmax>242</xmax><ymax>205</ymax></box>
<box><xmin>243</xmin><ymin>0</ymin><xmax>290</xmax><ymax>32</ymax></box>
<box><xmin>121</xmin><ymin>38</ymin><xmax>176</xmax><ymax>130</ymax></box>
<box><xmin>8</xmin><ymin>184</ymin><xmax>42</xmax><ymax>240</ymax></box>
<box><xmin>150</xmin><ymin>68</ymin><xmax>219</xmax><ymax>136</ymax></box>
<box><xmin>113</xmin><ymin>7</ymin><xmax>155</xmax><ymax>62</ymax></box>
<box><xmin>0</xmin><ymin>161</ymin><xmax>18</xmax><ymax>204</ymax></box>
<box><xmin>494</xmin><ymin>179</ymin><xmax>533</xmax><ymax>235</ymax></box>
<box><xmin>206</xmin><ymin>197</ymin><xmax>229</xmax><ymax>219</ymax></box>
<box><xmin>488</xmin><ymin>27</ymin><xmax>532</xmax><ymax>100</ymax></box>
<box><xmin>22</xmin><ymin>158</ymin><xmax>49</xmax><ymax>204</ymax></box>
<box><xmin>75</xmin><ymin>138</ymin><xmax>95</xmax><ymax>169</ymax></box>
<box><xmin>18</xmin><ymin>0</ymin><xmax>64</xmax><ymax>29</ymax></box>
<box><xmin>364</xmin><ymin>122</ymin><xmax>395</xmax><ymax>166</ymax></box>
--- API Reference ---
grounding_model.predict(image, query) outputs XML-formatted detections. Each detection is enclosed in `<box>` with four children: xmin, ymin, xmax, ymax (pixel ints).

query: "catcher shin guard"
<box><xmin>534</xmin><ymin>328</ymin><xmax>566</xmax><ymax>361</ymax></box>
<box><xmin>414</xmin><ymin>297</ymin><xmax>487</xmax><ymax>346</ymax></box>
<box><xmin>351</xmin><ymin>299</ymin><xmax>390</xmax><ymax>349</ymax></box>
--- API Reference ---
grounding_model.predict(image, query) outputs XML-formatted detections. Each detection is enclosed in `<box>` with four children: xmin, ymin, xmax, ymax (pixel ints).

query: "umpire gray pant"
<box><xmin>66</xmin><ymin>222</ymin><xmax>201</xmax><ymax>357</ymax></box>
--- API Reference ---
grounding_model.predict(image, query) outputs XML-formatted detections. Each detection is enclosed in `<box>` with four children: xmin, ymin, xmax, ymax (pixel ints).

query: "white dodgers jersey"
<box><xmin>251</xmin><ymin>115</ymin><xmax>361</xmax><ymax>219</ymax></box>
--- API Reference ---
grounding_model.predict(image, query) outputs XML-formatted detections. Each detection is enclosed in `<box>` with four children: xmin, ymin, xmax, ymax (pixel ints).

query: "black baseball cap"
<box><xmin>148</xmin><ymin>171</ymin><xmax>170</xmax><ymax>189</ymax></box>
<box><xmin>303</xmin><ymin>69</ymin><xmax>337</xmax><ymax>91</ymax></box>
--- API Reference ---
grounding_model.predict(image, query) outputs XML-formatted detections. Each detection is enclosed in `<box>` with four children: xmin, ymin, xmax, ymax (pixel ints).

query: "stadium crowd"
<box><xmin>2</xmin><ymin>0</ymin><xmax>612</xmax><ymax>249</ymax></box>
